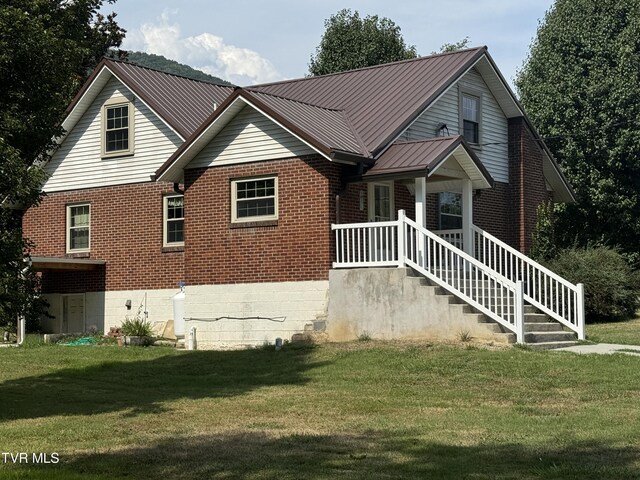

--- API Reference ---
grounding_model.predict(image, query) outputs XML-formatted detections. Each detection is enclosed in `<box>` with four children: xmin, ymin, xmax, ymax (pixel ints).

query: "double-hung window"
<box><xmin>438</xmin><ymin>192</ymin><xmax>462</xmax><ymax>230</ymax></box>
<box><xmin>102</xmin><ymin>97</ymin><xmax>134</xmax><ymax>157</ymax></box>
<box><xmin>461</xmin><ymin>93</ymin><xmax>480</xmax><ymax>144</ymax></box>
<box><xmin>164</xmin><ymin>195</ymin><xmax>184</xmax><ymax>246</ymax></box>
<box><xmin>231</xmin><ymin>176</ymin><xmax>278</xmax><ymax>223</ymax></box>
<box><xmin>67</xmin><ymin>204</ymin><xmax>91</xmax><ymax>253</ymax></box>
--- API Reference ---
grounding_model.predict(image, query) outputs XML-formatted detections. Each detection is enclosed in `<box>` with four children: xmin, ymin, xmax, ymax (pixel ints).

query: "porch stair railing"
<box><xmin>332</xmin><ymin>209</ymin><xmax>586</xmax><ymax>343</ymax></box>
<box><xmin>333</xmin><ymin>210</ymin><xmax>526</xmax><ymax>342</ymax></box>
<box><xmin>471</xmin><ymin>226</ymin><xmax>585</xmax><ymax>340</ymax></box>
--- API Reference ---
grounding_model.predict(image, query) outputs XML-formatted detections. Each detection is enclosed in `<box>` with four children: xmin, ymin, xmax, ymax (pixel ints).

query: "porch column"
<box><xmin>414</xmin><ymin>176</ymin><xmax>427</xmax><ymax>227</ymax></box>
<box><xmin>461</xmin><ymin>179</ymin><xmax>473</xmax><ymax>256</ymax></box>
<box><xmin>414</xmin><ymin>176</ymin><xmax>427</xmax><ymax>264</ymax></box>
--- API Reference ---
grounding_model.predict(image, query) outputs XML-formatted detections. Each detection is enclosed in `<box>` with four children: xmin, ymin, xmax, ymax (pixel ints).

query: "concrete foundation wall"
<box><xmin>327</xmin><ymin>268</ymin><xmax>504</xmax><ymax>342</ymax></box>
<box><xmin>41</xmin><ymin>288</ymin><xmax>179</xmax><ymax>334</ymax></box>
<box><xmin>185</xmin><ymin>281</ymin><xmax>329</xmax><ymax>349</ymax></box>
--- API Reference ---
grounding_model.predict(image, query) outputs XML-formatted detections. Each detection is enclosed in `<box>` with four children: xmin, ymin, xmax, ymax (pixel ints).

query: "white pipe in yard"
<box><xmin>187</xmin><ymin>326</ymin><xmax>197</xmax><ymax>350</ymax></box>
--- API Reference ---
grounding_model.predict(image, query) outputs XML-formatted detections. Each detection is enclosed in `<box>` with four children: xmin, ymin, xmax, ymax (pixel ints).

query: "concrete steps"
<box><xmin>412</xmin><ymin>270</ymin><xmax>578</xmax><ymax>349</ymax></box>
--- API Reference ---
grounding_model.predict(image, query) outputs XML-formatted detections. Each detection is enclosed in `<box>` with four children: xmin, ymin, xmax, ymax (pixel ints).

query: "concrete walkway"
<box><xmin>554</xmin><ymin>343</ymin><xmax>640</xmax><ymax>356</ymax></box>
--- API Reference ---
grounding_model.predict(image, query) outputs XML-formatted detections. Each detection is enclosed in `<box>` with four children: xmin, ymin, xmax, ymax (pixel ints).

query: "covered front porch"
<box><xmin>331</xmin><ymin>136</ymin><xmax>585</xmax><ymax>344</ymax></box>
<box><xmin>354</xmin><ymin>135</ymin><xmax>494</xmax><ymax>258</ymax></box>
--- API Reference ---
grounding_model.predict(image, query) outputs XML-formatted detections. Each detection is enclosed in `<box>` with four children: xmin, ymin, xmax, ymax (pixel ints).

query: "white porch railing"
<box><xmin>433</xmin><ymin>229</ymin><xmax>464</xmax><ymax>250</ymax></box>
<box><xmin>471</xmin><ymin>226</ymin><xmax>585</xmax><ymax>340</ymax></box>
<box><xmin>333</xmin><ymin>210</ymin><xmax>526</xmax><ymax>342</ymax></box>
<box><xmin>333</xmin><ymin>220</ymin><xmax>399</xmax><ymax>267</ymax></box>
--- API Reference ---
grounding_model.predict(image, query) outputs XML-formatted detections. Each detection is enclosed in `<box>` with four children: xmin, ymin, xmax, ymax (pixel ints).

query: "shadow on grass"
<box><xmin>8</xmin><ymin>431</ymin><xmax>640</xmax><ymax>480</ymax></box>
<box><xmin>0</xmin><ymin>345</ymin><xmax>323</xmax><ymax>422</ymax></box>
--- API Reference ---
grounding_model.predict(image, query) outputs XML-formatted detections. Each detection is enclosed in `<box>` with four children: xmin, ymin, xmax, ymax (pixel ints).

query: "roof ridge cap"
<box><xmin>250</xmin><ymin>46</ymin><xmax>487</xmax><ymax>88</ymax></box>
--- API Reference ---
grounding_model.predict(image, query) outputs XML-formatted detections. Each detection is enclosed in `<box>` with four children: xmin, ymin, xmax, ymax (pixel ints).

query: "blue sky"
<box><xmin>113</xmin><ymin>0</ymin><xmax>555</xmax><ymax>90</ymax></box>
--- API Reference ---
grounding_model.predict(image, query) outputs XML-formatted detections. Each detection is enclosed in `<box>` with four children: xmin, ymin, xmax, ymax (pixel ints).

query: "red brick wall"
<box><xmin>508</xmin><ymin>117</ymin><xmax>549</xmax><ymax>252</ymax></box>
<box><xmin>22</xmin><ymin>182</ymin><xmax>185</xmax><ymax>293</ymax></box>
<box><xmin>472</xmin><ymin>183</ymin><xmax>514</xmax><ymax>247</ymax></box>
<box><xmin>183</xmin><ymin>155</ymin><xmax>341</xmax><ymax>285</ymax></box>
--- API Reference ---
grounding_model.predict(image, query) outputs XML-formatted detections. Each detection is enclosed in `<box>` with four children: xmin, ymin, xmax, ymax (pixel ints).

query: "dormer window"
<box><xmin>460</xmin><ymin>92</ymin><xmax>480</xmax><ymax>145</ymax></box>
<box><xmin>102</xmin><ymin>97</ymin><xmax>134</xmax><ymax>157</ymax></box>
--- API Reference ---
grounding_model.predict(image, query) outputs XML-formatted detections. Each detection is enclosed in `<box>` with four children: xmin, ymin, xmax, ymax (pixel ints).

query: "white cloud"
<box><xmin>123</xmin><ymin>10</ymin><xmax>284</xmax><ymax>86</ymax></box>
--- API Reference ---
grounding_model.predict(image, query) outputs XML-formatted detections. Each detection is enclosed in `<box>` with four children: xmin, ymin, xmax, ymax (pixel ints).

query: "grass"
<box><xmin>1</xmin><ymin>337</ymin><xmax>640</xmax><ymax>479</ymax></box>
<box><xmin>587</xmin><ymin>314</ymin><xmax>640</xmax><ymax>345</ymax></box>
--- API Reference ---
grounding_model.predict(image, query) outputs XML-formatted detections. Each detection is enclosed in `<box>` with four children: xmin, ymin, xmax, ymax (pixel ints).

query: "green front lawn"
<box><xmin>588</xmin><ymin>315</ymin><xmax>640</xmax><ymax>345</ymax></box>
<box><xmin>1</xmin><ymin>338</ymin><xmax>639</xmax><ymax>479</ymax></box>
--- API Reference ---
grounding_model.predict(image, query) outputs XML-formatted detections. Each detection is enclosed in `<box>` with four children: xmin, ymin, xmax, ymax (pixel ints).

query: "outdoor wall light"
<box><xmin>125</xmin><ymin>299</ymin><xmax>132</xmax><ymax>310</ymax></box>
<box><xmin>436</xmin><ymin>123</ymin><xmax>449</xmax><ymax>137</ymax></box>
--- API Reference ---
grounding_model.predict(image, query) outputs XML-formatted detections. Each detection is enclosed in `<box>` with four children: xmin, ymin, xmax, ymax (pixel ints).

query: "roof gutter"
<box><xmin>329</xmin><ymin>150</ymin><xmax>374</xmax><ymax>166</ymax></box>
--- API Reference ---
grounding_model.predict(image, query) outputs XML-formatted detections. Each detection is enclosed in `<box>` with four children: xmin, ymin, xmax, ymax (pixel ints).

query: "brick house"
<box><xmin>23</xmin><ymin>47</ymin><xmax>584</xmax><ymax>348</ymax></box>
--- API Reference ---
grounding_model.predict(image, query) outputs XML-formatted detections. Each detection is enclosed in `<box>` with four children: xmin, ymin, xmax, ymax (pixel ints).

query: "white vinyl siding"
<box><xmin>402</xmin><ymin>68</ymin><xmax>509</xmax><ymax>183</ymax></box>
<box><xmin>43</xmin><ymin>77</ymin><xmax>182</xmax><ymax>192</ymax></box>
<box><xmin>189</xmin><ymin>105</ymin><xmax>315</xmax><ymax>169</ymax></box>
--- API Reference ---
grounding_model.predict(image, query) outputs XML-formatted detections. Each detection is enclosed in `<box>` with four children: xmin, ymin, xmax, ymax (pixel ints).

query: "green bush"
<box><xmin>544</xmin><ymin>247</ymin><xmax>640</xmax><ymax>323</ymax></box>
<box><xmin>120</xmin><ymin>317</ymin><xmax>154</xmax><ymax>337</ymax></box>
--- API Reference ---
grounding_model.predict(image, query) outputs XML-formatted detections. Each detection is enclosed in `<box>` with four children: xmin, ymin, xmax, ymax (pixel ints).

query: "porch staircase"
<box><xmin>406</xmin><ymin>269</ymin><xmax>579</xmax><ymax>349</ymax></box>
<box><xmin>332</xmin><ymin>209</ymin><xmax>586</xmax><ymax>347</ymax></box>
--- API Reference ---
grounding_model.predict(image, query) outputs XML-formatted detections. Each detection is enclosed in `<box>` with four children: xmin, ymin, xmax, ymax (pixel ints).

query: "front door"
<box><xmin>368</xmin><ymin>182</ymin><xmax>395</xmax><ymax>261</ymax></box>
<box><xmin>368</xmin><ymin>182</ymin><xmax>394</xmax><ymax>222</ymax></box>
<box><xmin>61</xmin><ymin>294</ymin><xmax>85</xmax><ymax>333</ymax></box>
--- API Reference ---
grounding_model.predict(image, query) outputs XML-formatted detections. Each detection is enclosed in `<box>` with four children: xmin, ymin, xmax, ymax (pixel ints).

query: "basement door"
<box><xmin>61</xmin><ymin>294</ymin><xmax>85</xmax><ymax>333</ymax></box>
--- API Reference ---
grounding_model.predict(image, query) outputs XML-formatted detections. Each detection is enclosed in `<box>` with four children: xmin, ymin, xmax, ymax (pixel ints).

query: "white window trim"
<box><xmin>163</xmin><ymin>194</ymin><xmax>185</xmax><ymax>247</ymax></box>
<box><xmin>101</xmin><ymin>95</ymin><xmax>135</xmax><ymax>158</ymax></box>
<box><xmin>231</xmin><ymin>175</ymin><xmax>279</xmax><ymax>223</ymax></box>
<box><xmin>459</xmin><ymin>87</ymin><xmax>482</xmax><ymax>147</ymax></box>
<box><xmin>66</xmin><ymin>203</ymin><xmax>91</xmax><ymax>253</ymax></box>
<box><xmin>368</xmin><ymin>181</ymin><xmax>395</xmax><ymax>222</ymax></box>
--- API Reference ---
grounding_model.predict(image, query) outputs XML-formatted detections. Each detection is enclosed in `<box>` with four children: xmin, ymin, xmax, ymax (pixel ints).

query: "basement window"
<box><xmin>231</xmin><ymin>176</ymin><xmax>278</xmax><ymax>223</ymax></box>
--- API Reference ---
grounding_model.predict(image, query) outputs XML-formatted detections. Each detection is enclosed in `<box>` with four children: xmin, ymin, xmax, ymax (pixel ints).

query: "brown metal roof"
<box><xmin>244</xmin><ymin>91</ymin><xmax>364</xmax><ymax>154</ymax></box>
<box><xmin>250</xmin><ymin>47</ymin><xmax>486</xmax><ymax>156</ymax></box>
<box><xmin>106</xmin><ymin>60</ymin><xmax>235</xmax><ymax>138</ymax></box>
<box><xmin>364</xmin><ymin>136</ymin><xmax>493</xmax><ymax>186</ymax></box>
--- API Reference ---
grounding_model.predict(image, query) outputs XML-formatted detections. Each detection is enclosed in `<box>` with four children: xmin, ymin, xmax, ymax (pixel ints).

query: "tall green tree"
<box><xmin>516</xmin><ymin>0</ymin><xmax>640</xmax><ymax>264</ymax></box>
<box><xmin>309</xmin><ymin>9</ymin><xmax>417</xmax><ymax>76</ymax></box>
<box><xmin>0</xmin><ymin>0</ymin><xmax>126</xmax><ymax>332</ymax></box>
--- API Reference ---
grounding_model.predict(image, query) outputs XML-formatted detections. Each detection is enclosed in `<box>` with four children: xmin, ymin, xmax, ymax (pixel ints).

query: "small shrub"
<box><xmin>544</xmin><ymin>247</ymin><xmax>640</xmax><ymax>323</ymax></box>
<box><xmin>457</xmin><ymin>329</ymin><xmax>473</xmax><ymax>343</ymax></box>
<box><xmin>358</xmin><ymin>332</ymin><xmax>372</xmax><ymax>342</ymax></box>
<box><xmin>121</xmin><ymin>317</ymin><xmax>154</xmax><ymax>337</ymax></box>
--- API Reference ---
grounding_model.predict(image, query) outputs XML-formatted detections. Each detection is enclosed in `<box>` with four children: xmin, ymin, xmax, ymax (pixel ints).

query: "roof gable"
<box><xmin>156</xmin><ymin>92</ymin><xmax>361</xmax><ymax>182</ymax></box>
<box><xmin>59</xmin><ymin>59</ymin><xmax>235</xmax><ymax>148</ymax></box>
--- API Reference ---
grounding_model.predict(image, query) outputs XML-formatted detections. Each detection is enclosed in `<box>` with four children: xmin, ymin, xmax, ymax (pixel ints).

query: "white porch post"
<box><xmin>414</xmin><ymin>176</ymin><xmax>427</xmax><ymax>227</ymax></box>
<box><xmin>461</xmin><ymin>179</ymin><xmax>473</xmax><ymax>256</ymax></box>
<box><xmin>414</xmin><ymin>176</ymin><xmax>427</xmax><ymax>264</ymax></box>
